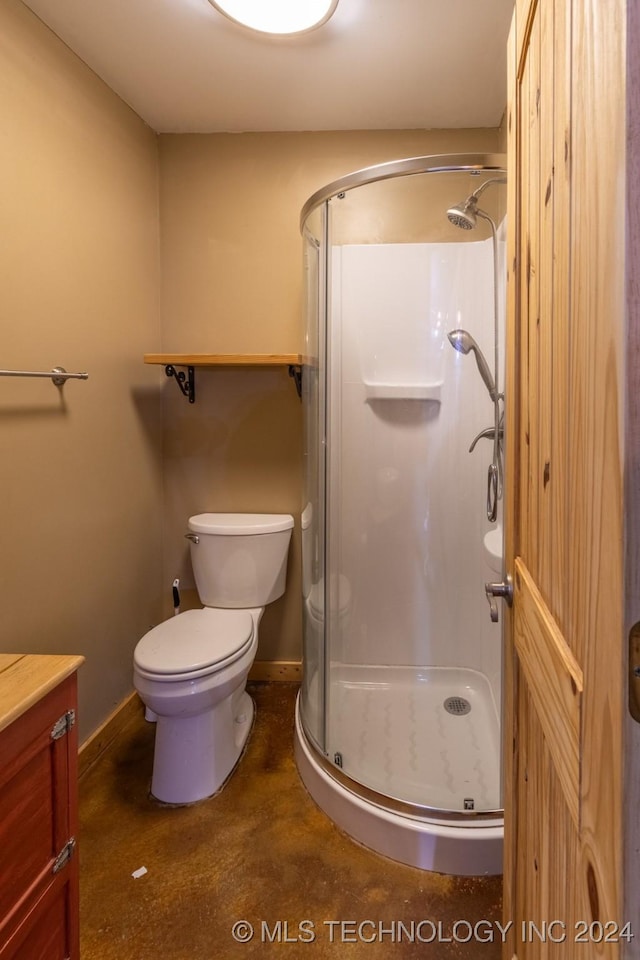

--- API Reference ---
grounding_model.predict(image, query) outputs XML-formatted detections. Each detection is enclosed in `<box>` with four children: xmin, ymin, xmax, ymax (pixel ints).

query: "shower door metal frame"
<box><xmin>319</xmin><ymin>199</ymin><xmax>331</xmax><ymax>756</ymax></box>
<box><xmin>300</xmin><ymin>153</ymin><xmax>508</xmax><ymax>228</ymax></box>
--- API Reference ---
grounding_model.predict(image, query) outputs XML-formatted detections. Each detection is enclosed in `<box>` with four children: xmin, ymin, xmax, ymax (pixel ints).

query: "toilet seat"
<box><xmin>134</xmin><ymin>608</ymin><xmax>255</xmax><ymax>682</ymax></box>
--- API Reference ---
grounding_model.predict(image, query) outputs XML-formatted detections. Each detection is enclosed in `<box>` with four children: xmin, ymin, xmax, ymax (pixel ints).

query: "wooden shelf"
<box><xmin>143</xmin><ymin>353</ymin><xmax>304</xmax><ymax>402</ymax></box>
<box><xmin>144</xmin><ymin>353</ymin><xmax>302</xmax><ymax>366</ymax></box>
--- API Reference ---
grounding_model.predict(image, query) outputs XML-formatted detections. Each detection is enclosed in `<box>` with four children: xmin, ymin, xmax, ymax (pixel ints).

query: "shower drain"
<box><xmin>443</xmin><ymin>696</ymin><xmax>471</xmax><ymax>716</ymax></box>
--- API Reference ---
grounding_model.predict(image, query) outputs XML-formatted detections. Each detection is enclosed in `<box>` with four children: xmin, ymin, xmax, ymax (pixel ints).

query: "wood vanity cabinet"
<box><xmin>0</xmin><ymin>661</ymin><xmax>82</xmax><ymax>960</ymax></box>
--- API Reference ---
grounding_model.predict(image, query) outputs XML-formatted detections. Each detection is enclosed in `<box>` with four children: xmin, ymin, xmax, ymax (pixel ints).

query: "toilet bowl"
<box><xmin>133</xmin><ymin>513</ymin><xmax>293</xmax><ymax>804</ymax></box>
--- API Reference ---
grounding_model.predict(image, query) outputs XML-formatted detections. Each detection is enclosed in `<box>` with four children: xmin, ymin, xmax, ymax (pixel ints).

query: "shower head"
<box><xmin>447</xmin><ymin>197</ymin><xmax>478</xmax><ymax>230</ymax></box>
<box><xmin>446</xmin><ymin>177</ymin><xmax>507</xmax><ymax>231</ymax></box>
<box><xmin>447</xmin><ymin>329</ymin><xmax>497</xmax><ymax>402</ymax></box>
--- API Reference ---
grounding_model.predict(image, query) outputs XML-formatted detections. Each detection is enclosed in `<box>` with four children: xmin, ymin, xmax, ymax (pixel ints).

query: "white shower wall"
<box><xmin>327</xmin><ymin>237</ymin><xmax>503</xmax><ymax>716</ymax></box>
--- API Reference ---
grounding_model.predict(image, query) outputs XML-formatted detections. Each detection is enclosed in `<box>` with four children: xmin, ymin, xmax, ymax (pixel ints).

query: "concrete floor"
<box><xmin>79</xmin><ymin>682</ymin><xmax>503</xmax><ymax>959</ymax></box>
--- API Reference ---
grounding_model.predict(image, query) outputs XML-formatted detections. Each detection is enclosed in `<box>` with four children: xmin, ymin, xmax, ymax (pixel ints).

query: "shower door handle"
<box><xmin>485</xmin><ymin>576</ymin><xmax>513</xmax><ymax>623</ymax></box>
<box><xmin>486</xmin><ymin>462</ymin><xmax>499</xmax><ymax>522</ymax></box>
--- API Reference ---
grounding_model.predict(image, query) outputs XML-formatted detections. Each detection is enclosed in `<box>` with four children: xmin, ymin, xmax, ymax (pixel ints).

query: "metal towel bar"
<box><xmin>0</xmin><ymin>367</ymin><xmax>89</xmax><ymax>386</ymax></box>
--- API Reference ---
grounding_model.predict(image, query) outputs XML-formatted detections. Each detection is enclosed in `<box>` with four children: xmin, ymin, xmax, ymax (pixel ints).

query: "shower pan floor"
<box><xmin>328</xmin><ymin>664</ymin><xmax>501</xmax><ymax>813</ymax></box>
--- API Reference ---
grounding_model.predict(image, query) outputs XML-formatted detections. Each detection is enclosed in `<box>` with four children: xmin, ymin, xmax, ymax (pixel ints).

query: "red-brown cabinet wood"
<box><xmin>0</xmin><ymin>672</ymin><xmax>80</xmax><ymax>960</ymax></box>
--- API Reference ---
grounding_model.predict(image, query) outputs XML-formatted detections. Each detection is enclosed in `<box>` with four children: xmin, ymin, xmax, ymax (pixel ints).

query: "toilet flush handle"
<box><xmin>184</xmin><ymin>533</ymin><xmax>199</xmax><ymax>544</ymax></box>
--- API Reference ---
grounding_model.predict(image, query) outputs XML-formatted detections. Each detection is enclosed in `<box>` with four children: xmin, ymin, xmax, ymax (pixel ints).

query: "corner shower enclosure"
<box><xmin>294</xmin><ymin>154</ymin><xmax>507</xmax><ymax>876</ymax></box>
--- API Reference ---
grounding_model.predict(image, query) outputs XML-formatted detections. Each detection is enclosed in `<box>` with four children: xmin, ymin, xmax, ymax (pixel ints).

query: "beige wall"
<box><xmin>159</xmin><ymin>130</ymin><xmax>502</xmax><ymax>353</ymax></box>
<box><xmin>0</xmin><ymin>0</ymin><xmax>163</xmax><ymax>739</ymax></box>
<box><xmin>157</xmin><ymin>128</ymin><xmax>501</xmax><ymax>661</ymax></box>
<box><xmin>0</xmin><ymin>0</ymin><xmax>504</xmax><ymax>729</ymax></box>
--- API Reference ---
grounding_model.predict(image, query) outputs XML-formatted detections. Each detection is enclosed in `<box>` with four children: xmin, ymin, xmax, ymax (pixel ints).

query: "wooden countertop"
<box><xmin>0</xmin><ymin>654</ymin><xmax>84</xmax><ymax>733</ymax></box>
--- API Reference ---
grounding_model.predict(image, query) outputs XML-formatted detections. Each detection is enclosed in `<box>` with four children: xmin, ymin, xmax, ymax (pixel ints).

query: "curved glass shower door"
<box><xmin>300</xmin><ymin>158</ymin><xmax>507</xmax><ymax>820</ymax></box>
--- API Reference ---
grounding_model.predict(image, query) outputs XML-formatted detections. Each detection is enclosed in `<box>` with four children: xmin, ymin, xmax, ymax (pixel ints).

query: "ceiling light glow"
<box><xmin>209</xmin><ymin>0</ymin><xmax>339</xmax><ymax>36</ymax></box>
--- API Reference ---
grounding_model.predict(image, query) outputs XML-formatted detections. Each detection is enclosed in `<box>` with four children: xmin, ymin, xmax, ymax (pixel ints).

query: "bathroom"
<box><xmin>0</xmin><ymin>0</ymin><xmax>635</xmax><ymax>957</ymax></box>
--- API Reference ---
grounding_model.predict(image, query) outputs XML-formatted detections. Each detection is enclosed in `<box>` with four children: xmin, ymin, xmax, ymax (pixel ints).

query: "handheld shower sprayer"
<box><xmin>447</xmin><ymin>330</ymin><xmax>497</xmax><ymax>403</ymax></box>
<box><xmin>448</xmin><ymin>328</ymin><xmax>502</xmax><ymax>521</ymax></box>
<box><xmin>446</xmin><ymin>174</ymin><xmax>506</xmax><ymax>524</ymax></box>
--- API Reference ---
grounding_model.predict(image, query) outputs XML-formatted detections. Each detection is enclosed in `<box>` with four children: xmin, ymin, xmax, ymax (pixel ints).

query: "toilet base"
<box><xmin>150</xmin><ymin>690</ymin><xmax>254</xmax><ymax>805</ymax></box>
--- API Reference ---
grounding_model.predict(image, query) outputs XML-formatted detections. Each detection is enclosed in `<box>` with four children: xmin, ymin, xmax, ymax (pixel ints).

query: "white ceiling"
<box><xmin>20</xmin><ymin>0</ymin><xmax>515</xmax><ymax>133</ymax></box>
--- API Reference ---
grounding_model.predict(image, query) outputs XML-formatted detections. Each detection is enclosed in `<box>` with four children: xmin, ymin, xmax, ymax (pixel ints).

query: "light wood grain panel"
<box><xmin>502</xmin><ymin>14</ymin><xmax>518</xmax><ymax>953</ymax></box>
<box><xmin>513</xmin><ymin>674</ymin><xmax>530</xmax><ymax>960</ymax></box>
<box><xmin>0</xmin><ymin>655</ymin><xmax>24</xmax><ymax>676</ymax></box>
<box><xmin>516</xmin><ymin>0</ymin><xmax>537</xmax><ymax>76</ymax></box>
<box><xmin>515</xmin><ymin>680</ymin><xmax>547</xmax><ymax>960</ymax></box>
<box><xmin>546</xmin><ymin>758</ymin><xmax>580</xmax><ymax>959</ymax></box>
<box><xmin>0</xmin><ymin>655</ymin><xmax>84</xmax><ymax>734</ymax></box>
<box><xmin>525</xmin><ymin>12</ymin><xmax>541</xmax><ymax>577</ymax></box>
<box><xmin>518</xmin><ymin>681</ymin><xmax>542</xmax><ymax>960</ymax></box>
<box><xmin>535</xmin><ymin>0</ymin><xmax>554</xmax><ymax>603</ymax></box>
<box><xmin>513</xmin><ymin>558</ymin><xmax>583</xmax><ymax>827</ymax></box>
<box><xmin>504</xmin><ymin>8</ymin><xmax>519</xmax><ymax>576</ymax></box>
<box><xmin>516</xmin><ymin>678</ymin><xmax>580</xmax><ymax>960</ymax></box>
<box><xmin>624</xmin><ymin>0</ymin><xmax>640</xmax><ymax>941</ymax></box>
<box><xmin>143</xmin><ymin>353</ymin><xmax>302</xmax><ymax>366</ymax></box>
<box><xmin>569</xmin><ymin>0</ymin><xmax>624</xmax><ymax>934</ymax></box>
<box><xmin>549</xmin><ymin>0</ymin><xmax>571</xmax><ymax>633</ymax></box>
<box><xmin>508</xmin><ymin>0</ymin><xmax>625</xmax><ymax>954</ymax></box>
<box><xmin>518</xmin><ymin>30</ymin><xmax>531</xmax><ymax>565</ymax></box>
<box><xmin>566</xmin><ymin>7</ymin><xmax>594</xmax><ymax>671</ymax></box>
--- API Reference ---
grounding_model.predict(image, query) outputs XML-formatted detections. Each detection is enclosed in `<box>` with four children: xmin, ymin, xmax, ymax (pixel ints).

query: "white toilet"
<box><xmin>133</xmin><ymin>512</ymin><xmax>294</xmax><ymax>804</ymax></box>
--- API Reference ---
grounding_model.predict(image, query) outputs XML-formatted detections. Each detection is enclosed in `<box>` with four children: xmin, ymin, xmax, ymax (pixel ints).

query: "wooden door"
<box><xmin>503</xmin><ymin>1</ymin><xmax>628</xmax><ymax>957</ymax></box>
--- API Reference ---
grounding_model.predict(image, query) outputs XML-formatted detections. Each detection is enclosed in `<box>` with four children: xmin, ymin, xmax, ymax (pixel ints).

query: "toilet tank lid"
<box><xmin>188</xmin><ymin>513</ymin><xmax>294</xmax><ymax>536</ymax></box>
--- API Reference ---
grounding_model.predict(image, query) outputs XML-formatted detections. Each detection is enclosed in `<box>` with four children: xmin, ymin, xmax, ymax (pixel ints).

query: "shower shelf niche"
<box><xmin>143</xmin><ymin>353</ymin><xmax>303</xmax><ymax>403</ymax></box>
<box><xmin>363</xmin><ymin>381</ymin><xmax>443</xmax><ymax>403</ymax></box>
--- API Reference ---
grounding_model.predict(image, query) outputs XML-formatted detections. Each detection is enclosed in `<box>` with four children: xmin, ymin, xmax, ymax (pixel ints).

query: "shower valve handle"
<box><xmin>469</xmin><ymin>425</ymin><xmax>504</xmax><ymax>453</ymax></box>
<box><xmin>485</xmin><ymin>576</ymin><xmax>513</xmax><ymax>623</ymax></box>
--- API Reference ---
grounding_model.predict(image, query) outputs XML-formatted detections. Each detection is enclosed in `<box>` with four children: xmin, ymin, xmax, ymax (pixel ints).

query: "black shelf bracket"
<box><xmin>165</xmin><ymin>364</ymin><xmax>195</xmax><ymax>403</ymax></box>
<box><xmin>288</xmin><ymin>364</ymin><xmax>302</xmax><ymax>399</ymax></box>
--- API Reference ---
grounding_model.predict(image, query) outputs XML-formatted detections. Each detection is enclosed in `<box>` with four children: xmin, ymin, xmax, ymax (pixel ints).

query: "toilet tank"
<box><xmin>187</xmin><ymin>513</ymin><xmax>294</xmax><ymax>608</ymax></box>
